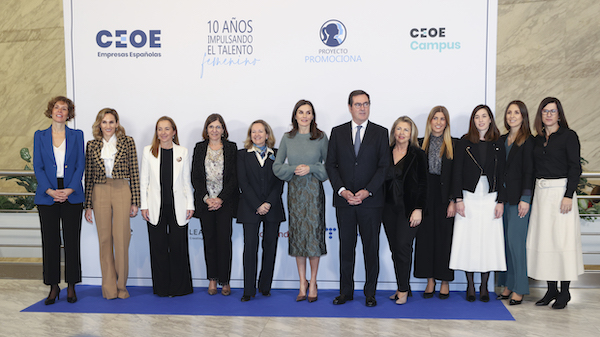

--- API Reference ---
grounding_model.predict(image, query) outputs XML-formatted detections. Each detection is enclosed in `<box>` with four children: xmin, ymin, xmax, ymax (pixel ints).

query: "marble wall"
<box><xmin>496</xmin><ymin>0</ymin><xmax>600</xmax><ymax>180</ymax></box>
<box><xmin>0</xmin><ymin>0</ymin><xmax>65</xmax><ymax>191</ymax></box>
<box><xmin>0</xmin><ymin>0</ymin><xmax>599</xmax><ymax>193</ymax></box>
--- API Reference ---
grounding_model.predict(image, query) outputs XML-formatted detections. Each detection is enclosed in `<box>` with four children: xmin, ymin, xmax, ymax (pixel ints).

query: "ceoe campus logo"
<box><xmin>320</xmin><ymin>20</ymin><xmax>346</xmax><ymax>47</ymax></box>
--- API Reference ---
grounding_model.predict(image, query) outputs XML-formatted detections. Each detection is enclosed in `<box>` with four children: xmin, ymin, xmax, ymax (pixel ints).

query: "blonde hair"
<box><xmin>422</xmin><ymin>105</ymin><xmax>454</xmax><ymax>160</ymax></box>
<box><xmin>390</xmin><ymin>116</ymin><xmax>418</xmax><ymax>147</ymax></box>
<box><xmin>244</xmin><ymin>120</ymin><xmax>276</xmax><ymax>149</ymax></box>
<box><xmin>91</xmin><ymin>108</ymin><xmax>126</xmax><ymax>140</ymax></box>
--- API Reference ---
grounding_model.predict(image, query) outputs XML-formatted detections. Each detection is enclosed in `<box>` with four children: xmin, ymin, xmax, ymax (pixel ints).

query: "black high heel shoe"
<box><xmin>497</xmin><ymin>293</ymin><xmax>511</xmax><ymax>300</ymax></box>
<box><xmin>552</xmin><ymin>291</ymin><xmax>571</xmax><ymax>309</ymax></box>
<box><xmin>535</xmin><ymin>290</ymin><xmax>558</xmax><ymax>306</ymax></box>
<box><xmin>308</xmin><ymin>283</ymin><xmax>318</xmax><ymax>303</ymax></box>
<box><xmin>509</xmin><ymin>295</ymin><xmax>524</xmax><ymax>306</ymax></box>
<box><xmin>466</xmin><ymin>286</ymin><xmax>476</xmax><ymax>302</ymax></box>
<box><xmin>45</xmin><ymin>285</ymin><xmax>60</xmax><ymax>305</ymax></box>
<box><xmin>438</xmin><ymin>282</ymin><xmax>450</xmax><ymax>299</ymax></box>
<box><xmin>241</xmin><ymin>294</ymin><xmax>254</xmax><ymax>302</ymax></box>
<box><xmin>480</xmin><ymin>288</ymin><xmax>490</xmax><ymax>302</ymax></box>
<box><xmin>67</xmin><ymin>284</ymin><xmax>77</xmax><ymax>303</ymax></box>
<box><xmin>423</xmin><ymin>280</ymin><xmax>435</xmax><ymax>298</ymax></box>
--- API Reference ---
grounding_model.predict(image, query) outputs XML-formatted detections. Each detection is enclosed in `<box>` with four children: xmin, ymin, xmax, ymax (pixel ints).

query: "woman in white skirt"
<box><xmin>527</xmin><ymin>97</ymin><xmax>583</xmax><ymax>309</ymax></box>
<box><xmin>450</xmin><ymin>105</ymin><xmax>507</xmax><ymax>302</ymax></box>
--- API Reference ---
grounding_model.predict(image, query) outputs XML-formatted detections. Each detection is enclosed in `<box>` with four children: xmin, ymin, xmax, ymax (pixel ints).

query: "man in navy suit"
<box><xmin>326</xmin><ymin>90</ymin><xmax>390</xmax><ymax>307</ymax></box>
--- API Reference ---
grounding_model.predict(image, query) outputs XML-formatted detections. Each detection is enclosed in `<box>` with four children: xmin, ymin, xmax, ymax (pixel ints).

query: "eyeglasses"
<box><xmin>542</xmin><ymin>109</ymin><xmax>558</xmax><ymax>115</ymax></box>
<box><xmin>353</xmin><ymin>102</ymin><xmax>370</xmax><ymax>108</ymax></box>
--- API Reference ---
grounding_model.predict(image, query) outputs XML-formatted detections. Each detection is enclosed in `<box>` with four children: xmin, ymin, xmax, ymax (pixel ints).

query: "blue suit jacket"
<box><xmin>34</xmin><ymin>126</ymin><xmax>85</xmax><ymax>205</ymax></box>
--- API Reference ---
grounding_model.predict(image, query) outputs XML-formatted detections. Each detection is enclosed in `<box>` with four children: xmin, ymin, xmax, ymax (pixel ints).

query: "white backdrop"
<box><xmin>63</xmin><ymin>0</ymin><xmax>498</xmax><ymax>290</ymax></box>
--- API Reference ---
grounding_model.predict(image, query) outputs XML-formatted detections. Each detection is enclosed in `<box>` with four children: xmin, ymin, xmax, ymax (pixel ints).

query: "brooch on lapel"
<box><xmin>269</xmin><ymin>154</ymin><xmax>276</xmax><ymax>161</ymax></box>
<box><xmin>176</xmin><ymin>157</ymin><xmax>182</xmax><ymax>162</ymax></box>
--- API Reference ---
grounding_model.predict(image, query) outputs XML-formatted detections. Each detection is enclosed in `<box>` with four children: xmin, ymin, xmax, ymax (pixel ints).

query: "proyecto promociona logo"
<box><xmin>320</xmin><ymin>19</ymin><xmax>346</xmax><ymax>47</ymax></box>
<box><xmin>96</xmin><ymin>30</ymin><xmax>162</xmax><ymax>59</ymax></box>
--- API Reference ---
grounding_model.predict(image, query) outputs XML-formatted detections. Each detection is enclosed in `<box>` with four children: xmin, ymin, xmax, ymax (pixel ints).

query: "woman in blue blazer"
<box><xmin>237</xmin><ymin>120</ymin><xmax>285</xmax><ymax>302</ymax></box>
<box><xmin>33</xmin><ymin>96</ymin><xmax>85</xmax><ymax>305</ymax></box>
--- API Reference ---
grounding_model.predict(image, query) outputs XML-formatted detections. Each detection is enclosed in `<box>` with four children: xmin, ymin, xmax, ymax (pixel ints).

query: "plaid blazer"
<box><xmin>85</xmin><ymin>135</ymin><xmax>141</xmax><ymax>209</ymax></box>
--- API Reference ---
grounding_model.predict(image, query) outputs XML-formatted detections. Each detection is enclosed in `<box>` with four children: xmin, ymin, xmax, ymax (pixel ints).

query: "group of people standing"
<box><xmin>33</xmin><ymin>91</ymin><xmax>583</xmax><ymax>310</ymax></box>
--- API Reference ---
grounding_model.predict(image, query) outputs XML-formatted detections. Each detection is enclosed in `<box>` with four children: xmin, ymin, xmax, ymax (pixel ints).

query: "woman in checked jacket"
<box><xmin>84</xmin><ymin>108</ymin><xmax>140</xmax><ymax>300</ymax></box>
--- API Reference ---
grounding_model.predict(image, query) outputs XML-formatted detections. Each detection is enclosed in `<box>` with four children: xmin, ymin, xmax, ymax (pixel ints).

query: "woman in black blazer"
<box><xmin>495</xmin><ymin>101</ymin><xmax>533</xmax><ymax>305</ymax></box>
<box><xmin>382</xmin><ymin>116</ymin><xmax>427</xmax><ymax>305</ymax></box>
<box><xmin>449</xmin><ymin>105</ymin><xmax>507</xmax><ymax>303</ymax></box>
<box><xmin>237</xmin><ymin>120</ymin><xmax>285</xmax><ymax>302</ymax></box>
<box><xmin>414</xmin><ymin>106</ymin><xmax>456</xmax><ymax>299</ymax></box>
<box><xmin>192</xmin><ymin>113</ymin><xmax>238</xmax><ymax>296</ymax></box>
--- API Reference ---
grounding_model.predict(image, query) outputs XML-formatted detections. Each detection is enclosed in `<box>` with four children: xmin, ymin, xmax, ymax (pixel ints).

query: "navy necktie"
<box><xmin>354</xmin><ymin>125</ymin><xmax>362</xmax><ymax>156</ymax></box>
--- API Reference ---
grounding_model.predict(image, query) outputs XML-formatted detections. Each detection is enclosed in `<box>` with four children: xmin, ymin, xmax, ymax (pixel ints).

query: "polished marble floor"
<box><xmin>2</xmin><ymin>279</ymin><xmax>600</xmax><ymax>337</ymax></box>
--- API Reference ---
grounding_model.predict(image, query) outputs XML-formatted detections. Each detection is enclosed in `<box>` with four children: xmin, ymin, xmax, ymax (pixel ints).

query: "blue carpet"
<box><xmin>21</xmin><ymin>286</ymin><xmax>514</xmax><ymax>320</ymax></box>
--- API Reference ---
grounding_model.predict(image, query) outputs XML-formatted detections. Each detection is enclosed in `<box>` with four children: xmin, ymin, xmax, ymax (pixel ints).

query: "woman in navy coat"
<box><xmin>237</xmin><ymin>120</ymin><xmax>285</xmax><ymax>302</ymax></box>
<box><xmin>33</xmin><ymin>96</ymin><xmax>85</xmax><ymax>305</ymax></box>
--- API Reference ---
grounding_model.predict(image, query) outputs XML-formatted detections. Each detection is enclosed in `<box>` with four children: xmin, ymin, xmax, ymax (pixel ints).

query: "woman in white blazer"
<box><xmin>140</xmin><ymin>116</ymin><xmax>195</xmax><ymax>297</ymax></box>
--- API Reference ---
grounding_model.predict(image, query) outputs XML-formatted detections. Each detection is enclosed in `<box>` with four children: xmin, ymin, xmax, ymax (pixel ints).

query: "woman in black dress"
<box><xmin>383</xmin><ymin>116</ymin><xmax>427</xmax><ymax>305</ymax></box>
<box><xmin>237</xmin><ymin>120</ymin><xmax>285</xmax><ymax>302</ymax></box>
<box><xmin>414</xmin><ymin>106</ymin><xmax>456</xmax><ymax>299</ymax></box>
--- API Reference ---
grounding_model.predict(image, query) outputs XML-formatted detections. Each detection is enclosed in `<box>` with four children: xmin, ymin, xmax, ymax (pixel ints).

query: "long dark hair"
<box><xmin>288</xmin><ymin>99</ymin><xmax>324</xmax><ymax>140</ymax></box>
<box><xmin>503</xmin><ymin>100</ymin><xmax>531</xmax><ymax>146</ymax></box>
<box><xmin>465</xmin><ymin>104</ymin><xmax>500</xmax><ymax>143</ymax></box>
<box><xmin>534</xmin><ymin>97</ymin><xmax>568</xmax><ymax>136</ymax></box>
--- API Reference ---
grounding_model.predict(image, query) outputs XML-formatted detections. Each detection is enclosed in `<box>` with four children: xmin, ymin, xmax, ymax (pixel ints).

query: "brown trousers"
<box><xmin>92</xmin><ymin>178</ymin><xmax>132</xmax><ymax>299</ymax></box>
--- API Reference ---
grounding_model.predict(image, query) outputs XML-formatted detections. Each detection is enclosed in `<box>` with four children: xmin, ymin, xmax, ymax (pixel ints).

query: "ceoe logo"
<box><xmin>96</xmin><ymin>30</ymin><xmax>161</xmax><ymax>48</ymax></box>
<box><xmin>320</xmin><ymin>20</ymin><xmax>346</xmax><ymax>47</ymax></box>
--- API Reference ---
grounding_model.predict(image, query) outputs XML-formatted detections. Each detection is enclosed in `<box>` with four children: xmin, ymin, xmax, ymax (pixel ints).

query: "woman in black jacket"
<box><xmin>382</xmin><ymin>116</ymin><xmax>427</xmax><ymax>305</ymax></box>
<box><xmin>237</xmin><ymin>120</ymin><xmax>285</xmax><ymax>302</ymax></box>
<box><xmin>414</xmin><ymin>106</ymin><xmax>456</xmax><ymax>299</ymax></box>
<box><xmin>449</xmin><ymin>105</ymin><xmax>507</xmax><ymax>303</ymax></box>
<box><xmin>495</xmin><ymin>100</ymin><xmax>533</xmax><ymax>305</ymax></box>
<box><xmin>192</xmin><ymin>113</ymin><xmax>238</xmax><ymax>296</ymax></box>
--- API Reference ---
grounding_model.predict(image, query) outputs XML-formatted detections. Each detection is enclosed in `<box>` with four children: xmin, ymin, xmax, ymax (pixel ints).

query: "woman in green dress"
<box><xmin>273</xmin><ymin>99</ymin><xmax>328</xmax><ymax>303</ymax></box>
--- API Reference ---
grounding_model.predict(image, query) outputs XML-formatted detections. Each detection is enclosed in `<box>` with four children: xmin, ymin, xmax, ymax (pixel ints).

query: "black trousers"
<box><xmin>336</xmin><ymin>206</ymin><xmax>382</xmax><ymax>297</ymax></box>
<box><xmin>37</xmin><ymin>200</ymin><xmax>83</xmax><ymax>285</ymax></box>
<box><xmin>414</xmin><ymin>173</ymin><xmax>455</xmax><ymax>281</ymax></box>
<box><xmin>242</xmin><ymin>220</ymin><xmax>281</xmax><ymax>296</ymax></box>
<box><xmin>199</xmin><ymin>206</ymin><xmax>233</xmax><ymax>285</ymax></box>
<box><xmin>382</xmin><ymin>204</ymin><xmax>418</xmax><ymax>292</ymax></box>
<box><xmin>147</xmin><ymin>205</ymin><xmax>193</xmax><ymax>297</ymax></box>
